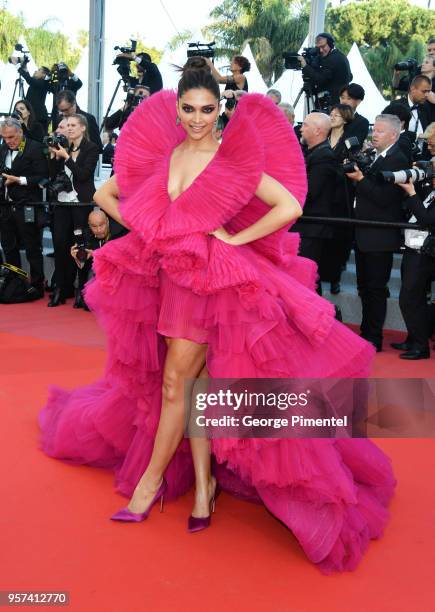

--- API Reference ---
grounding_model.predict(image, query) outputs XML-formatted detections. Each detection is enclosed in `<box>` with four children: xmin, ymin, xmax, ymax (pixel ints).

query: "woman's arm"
<box><xmin>94</xmin><ymin>175</ymin><xmax>130</xmax><ymax>229</ymax></box>
<box><xmin>205</xmin><ymin>58</ymin><xmax>228</xmax><ymax>84</ymax></box>
<box><xmin>211</xmin><ymin>173</ymin><xmax>303</xmax><ymax>246</ymax></box>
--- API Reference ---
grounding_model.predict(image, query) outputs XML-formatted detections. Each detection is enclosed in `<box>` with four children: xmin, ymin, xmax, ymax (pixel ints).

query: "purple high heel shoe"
<box><xmin>187</xmin><ymin>479</ymin><xmax>221</xmax><ymax>533</ymax></box>
<box><xmin>111</xmin><ymin>478</ymin><xmax>168</xmax><ymax>523</ymax></box>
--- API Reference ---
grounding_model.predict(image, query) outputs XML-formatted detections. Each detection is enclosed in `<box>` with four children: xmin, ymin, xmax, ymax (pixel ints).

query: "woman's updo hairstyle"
<box><xmin>176</xmin><ymin>57</ymin><xmax>220</xmax><ymax>101</ymax></box>
<box><xmin>233</xmin><ymin>56</ymin><xmax>251</xmax><ymax>73</ymax></box>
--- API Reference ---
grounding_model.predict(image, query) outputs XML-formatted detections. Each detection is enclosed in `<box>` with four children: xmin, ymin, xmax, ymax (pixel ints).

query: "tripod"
<box><xmin>100</xmin><ymin>78</ymin><xmax>128</xmax><ymax>134</ymax></box>
<box><xmin>8</xmin><ymin>75</ymin><xmax>26</xmax><ymax>115</ymax></box>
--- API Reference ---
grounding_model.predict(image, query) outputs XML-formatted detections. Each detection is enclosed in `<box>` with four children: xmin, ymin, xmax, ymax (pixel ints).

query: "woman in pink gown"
<box><xmin>39</xmin><ymin>58</ymin><xmax>396</xmax><ymax>574</ymax></box>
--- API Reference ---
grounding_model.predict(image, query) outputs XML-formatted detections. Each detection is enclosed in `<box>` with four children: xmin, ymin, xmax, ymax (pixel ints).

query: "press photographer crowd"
<box><xmin>0</xmin><ymin>33</ymin><xmax>435</xmax><ymax>361</ymax></box>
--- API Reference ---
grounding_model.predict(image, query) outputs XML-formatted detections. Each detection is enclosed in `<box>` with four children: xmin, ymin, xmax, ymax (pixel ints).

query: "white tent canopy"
<box><xmin>241</xmin><ymin>43</ymin><xmax>268</xmax><ymax>94</ymax></box>
<box><xmin>346</xmin><ymin>43</ymin><xmax>387</xmax><ymax>123</ymax></box>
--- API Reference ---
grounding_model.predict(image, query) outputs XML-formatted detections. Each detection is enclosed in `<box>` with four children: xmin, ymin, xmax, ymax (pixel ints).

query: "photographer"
<box><xmin>387</xmin><ymin>121</ymin><xmax>435</xmax><ymax>360</ymax></box>
<box><xmin>392</xmin><ymin>38</ymin><xmax>435</xmax><ymax>93</ymax></box>
<box><xmin>53</xmin><ymin>90</ymin><xmax>103</xmax><ymax>152</ymax></box>
<box><xmin>290</xmin><ymin>112</ymin><xmax>342</xmax><ymax>295</ymax></box>
<box><xmin>13</xmin><ymin>100</ymin><xmax>44</xmax><ymax>142</ymax></box>
<box><xmin>116</xmin><ymin>51</ymin><xmax>163</xmax><ymax>94</ymax></box>
<box><xmin>390</xmin><ymin>123</ymin><xmax>435</xmax><ymax>360</ymax></box>
<box><xmin>47</xmin><ymin>114</ymin><xmax>99</xmax><ymax>307</ymax></box>
<box><xmin>206</xmin><ymin>56</ymin><xmax>250</xmax><ymax>92</ymax></box>
<box><xmin>49</xmin><ymin>63</ymin><xmax>83</xmax><ymax>127</ymax></box>
<box><xmin>0</xmin><ymin>118</ymin><xmax>48</xmax><ymax>299</ymax></box>
<box><xmin>70</xmin><ymin>208</ymin><xmax>127</xmax><ymax>308</ymax></box>
<box><xmin>345</xmin><ymin>114</ymin><xmax>408</xmax><ymax>351</ymax></box>
<box><xmin>17</xmin><ymin>64</ymin><xmax>51</xmax><ymax>133</ymax></box>
<box><xmin>218</xmin><ymin>90</ymin><xmax>246</xmax><ymax>130</ymax></box>
<box><xmin>298</xmin><ymin>33</ymin><xmax>352</xmax><ymax>105</ymax></box>
<box><xmin>104</xmin><ymin>85</ymin><xmax>150</xmax><ymax>131</ymax></box>
<box><xmin>339</xmin><ymin>83</ymin><xmax>369</xmax><ymax>146</ymax></box>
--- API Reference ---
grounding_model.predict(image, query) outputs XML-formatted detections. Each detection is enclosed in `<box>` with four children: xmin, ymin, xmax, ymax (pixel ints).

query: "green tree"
<box><xmin>326</xmin><ymin>0</ymin><xmax>435</xmax><ymax>53</ymax></box>
<box><xmin>206</xmin><ymin>0</ymin><xmax>309</xmax><ymax>85</ymax></box>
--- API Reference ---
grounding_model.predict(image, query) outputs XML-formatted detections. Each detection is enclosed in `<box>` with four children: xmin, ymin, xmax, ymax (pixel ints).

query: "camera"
<box><xmin>377</xmin><ymin>160</ymin><xmax>434</xmax><ymax>185</ymax></box>
<box><xmin>73</xmin><ymin>228</ymin><xmax>89</xmax><ymax>263</ymax></box>
<box><xmin>113</xmin><ymin>39</ymin><xmax>137</xmax><ymax>83</ymax></box>
<box><xmin>225</xmin><ymin>97</ymin><xmax>237</xmax><ymax>111</ymax></box>
<box><xmin>342</xmin><ymin>137</ymin><xmax>376</xmax><ymax>174</ymax></box>
<box><xmin>0</xmin><ymin>164</ymin><xmax>12</xmax><ymax>189</ymax></box>
<box><xmin>48</xmin><ymin>172</ymin><xmax>74</xmax><ymax>198</ymax></box>
<box><xmin>282</xmin><ymin>47</ymin><xmax>320</xmax><ymax>70</ymax></box>
<box><xmin>125</xmin><ymin>87</ymin><xmax>147</xmax><ymax>109</ymax></box>
<box><xmin>10</xmin><ymin>109</ymin><xmax>22</xmax><ymax>121</ymax></box>
<box><xmin>187</xmin><ymin>41</ymin><xmax>216</xmax><ymax>59</ymax></box>
<box><xmin>51</xmin><ymin>62</ymin><xmax>70</xmax><ymax>84</ymax></box>
<box><xmin>8</xmin><ymin>43</ymin><xmax>30</xmax><ymax>67</ymax></box>
<box><xmin>43</xmin><ymin>134</ymin><xmax>69</xmax><ymax>149</ymax></box>
<box><xmin>394</xmin><ymin>58</ymin><xmax>418</xmax><ymax>72</ymax></box>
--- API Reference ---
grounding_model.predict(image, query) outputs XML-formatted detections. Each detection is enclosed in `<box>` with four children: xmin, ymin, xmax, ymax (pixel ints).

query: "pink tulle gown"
<box><xmin>39</xmin><ymin>91</ymin><xmax>396</xmax><ymax>574</ymax></box>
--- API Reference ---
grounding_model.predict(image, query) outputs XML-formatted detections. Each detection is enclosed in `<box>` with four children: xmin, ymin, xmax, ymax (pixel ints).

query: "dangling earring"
<box><xmin>175</xmin><ymin>116</ymin><xmax>181</xmax><ymax>126</ymax></box>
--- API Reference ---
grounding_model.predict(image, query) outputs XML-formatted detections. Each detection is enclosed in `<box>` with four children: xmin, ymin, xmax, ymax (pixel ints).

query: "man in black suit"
<box><xmin>399</xmin><ymin>75</ymin><xmax>432</xmax><ymax>141</ymax></box>
<box><xmin>345</xmin><ymin>114</ymin><xmax>409</xmax><ymax>351</ymax></box>
<box><xmin>53</xmin><ymin>90</ymin><xmax>103</xmax><ymax>152</ymax></box>
<box><xmin>339</xmin><ymin>83</ymin><xmax>370</xmax><ymax>146</ymax></box>
<box><xmin>17</xmin><ymin>65</ymin><xmax>51</xmax><ymax>133</ymax></box>
<box><xmin>381</xmin><ymin>102</ymin><xmax>413</xmax><ymax>165</ymax></box>
<box><xmin>291</xmin><ymin>112</ymin><xmax>342</xmax><ymax>294</ymax></box>
<box><xmin>0</xmin><ymin>117</ymin><xmax>49</xmax><ymax>297</ymax></box>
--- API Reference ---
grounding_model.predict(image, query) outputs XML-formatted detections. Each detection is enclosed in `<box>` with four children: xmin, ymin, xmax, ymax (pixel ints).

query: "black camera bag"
<box><xmin>0</xmin><ymin>264</ymin><xmax>41</xmax><ymax>303</ymax></box>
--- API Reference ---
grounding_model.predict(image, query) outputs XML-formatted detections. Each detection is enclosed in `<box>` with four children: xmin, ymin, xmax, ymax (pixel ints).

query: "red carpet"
<box><xmin>1</xmin><ymin>300</ymin><xmax>434</xmax><ymax>611</ymax></box>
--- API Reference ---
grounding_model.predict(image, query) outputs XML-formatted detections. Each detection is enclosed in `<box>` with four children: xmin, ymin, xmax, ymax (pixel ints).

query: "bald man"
<box><xmin>291</xmin><ymin>111</ymin><xmax>342</xmax><ymax>294</ymax></box>
<box><xmin>70</xmin><ymin>208</ymin><xmax>127</xmax><ymax>309</ymax></box>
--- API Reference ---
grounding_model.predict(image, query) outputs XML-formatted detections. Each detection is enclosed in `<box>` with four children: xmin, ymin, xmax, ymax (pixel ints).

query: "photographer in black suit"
<box><xmin>53</xmin><ymin>90</ymin><xmax>103</xmax><ymax>152</ymax></box>
<box><xmin>49</xmin><ymin>63</ymin><xmax>83</xmax><ymax>128</ymax></box>
<box><xmin>346</xmin><ymin>114</ymin><xmax>408</xmax><ymax>351</ymax></box>
<box><xmin>0</xmin><ymin>118</ymin><xmax>48</xmax><ymax>298</ymax></box>
<box><xmin>298</xmin><ymin>33</ymin><xmax>352</xmax><ymax>105</ymax></box>
<box><xmin>47</xmin><ymin>113</ymin><xmax>99</xmax><ymax>307</ymax></box>
<box><xmin>17</xmin><ymin>65</ymin><xmax>51</xmax><ymax>133</ymax></box>
<box><xmin>391</xmin><ymin>123</ymin><xmax>435</xmax><ymax>360</ymax></box>
<box><xmin>291</xmin><ymin>112</ymin><xmax>342</xmax><ymax>294</ymax></box>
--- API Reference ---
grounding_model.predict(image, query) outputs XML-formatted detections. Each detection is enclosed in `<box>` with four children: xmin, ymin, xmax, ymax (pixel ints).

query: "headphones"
<box><xmin>317</xmin><ymin>33</ymin><xmax>335</xmax><ymax>49</ymax></box>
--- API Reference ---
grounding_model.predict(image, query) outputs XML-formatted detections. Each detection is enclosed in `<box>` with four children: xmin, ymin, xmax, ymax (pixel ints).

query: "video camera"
<box><xmin>342</xmin><ymin>137</ymin><xmax>376</xmax><ymax>174</ymax></box>
<box><xmin>378</xmin><ymin>160</ymin><xmax>434</xmax><ymax>185</ymax></box>
<box><xmin>8</xmin><ymin>43</ymin><xmax>30</xmax><ymax>68</ymax></box>
<box><xmin>282</xmin><ymin>47</ymin><xmax>320</xmax><ymax>70</ymax></box>
<box><xmin>113</xmin><ymin>39</ymin><xmax>137</xmax><ymax>83</ymax></box>
<box><xmin>48</xmin><ymin>172</ymin><xmax>74</xmax><ymax>199</ymax></box>
<box><xmin>187</xmin><ymin>41</ymin><xmax>216</xmax><ymax>60</ymax></box>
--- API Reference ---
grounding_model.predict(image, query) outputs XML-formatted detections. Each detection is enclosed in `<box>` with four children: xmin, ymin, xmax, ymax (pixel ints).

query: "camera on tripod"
<box><xmin>342</xmin><ymin>137</ymin><xmax>376</xmax><ymax>174</ymax></box>
<box><xmin>282</xmin><ymin>47</ymin><xmax>320</xmax><ymax>70</ymax></box>
<box><xmin>113</xmin><ymin>39</ymin><xmax>137</xmax><ymax>83</ymax></box>
<box><xmin>187</xmin><ymin>41</ymin><xmax>216</xmax><ymax>59</ymax></box>
<box><xmin>8</xmin><ymin>43</ymin><xmax>30</xmax><ymax>67</ymax></box>
<box><xmin>378</xmin><ymin>160</ymin><xmax>434</xmax><ymax>185</ymax></box>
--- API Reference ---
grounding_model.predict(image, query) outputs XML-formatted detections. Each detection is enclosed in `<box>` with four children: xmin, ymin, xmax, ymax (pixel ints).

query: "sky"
<box><xmin>3</xmin><ymin>0</ymin><xmax>221</xmax><ymax>48</ymax></box>
<box><xmin>3</xmin><ymin>0</ymin><xmax>432</xmax><ymax>50</ymax></box>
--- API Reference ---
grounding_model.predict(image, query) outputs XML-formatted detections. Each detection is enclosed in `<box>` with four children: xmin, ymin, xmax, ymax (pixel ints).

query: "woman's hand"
<box><xmin>54</xmin><ymin>144</ymin><xmax>70</xmax><ymax>161</ymax></box>
<box><xmin>209</xmin><ymin>227</ymin><xmax>236</xmax><ymax>245</ymax></box>
<box><xmin>397</xmin><ymin>181</ymin><xmax>417</xmax><ymax>196</ymax></box>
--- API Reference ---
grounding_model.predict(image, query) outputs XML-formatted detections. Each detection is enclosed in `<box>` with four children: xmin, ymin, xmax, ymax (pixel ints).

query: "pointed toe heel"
<box><xmin>111</xmin><ymin>478</ymin><xmax>167</xmax><ymax>523</ymax></box>
<box><xmin>187</xmin><ymin>480</ymin><xmax>221</xmax><ymax>533</ymax></box>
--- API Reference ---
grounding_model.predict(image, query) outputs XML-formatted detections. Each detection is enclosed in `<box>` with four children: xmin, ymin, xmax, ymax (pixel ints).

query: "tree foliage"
<box><xmin>326</xmin><ymin>0</ymin><xmax>434</xmax><ymax>53</ymax></box>
<box><xmin>206</xmin><ymin>0</ymin><xmax>309</xmax><ymax>85</ymax></box>
<box><xmin>0</xmin><ymin>8</ymin><xmax>84</xmax><ymax>69</ymax></box>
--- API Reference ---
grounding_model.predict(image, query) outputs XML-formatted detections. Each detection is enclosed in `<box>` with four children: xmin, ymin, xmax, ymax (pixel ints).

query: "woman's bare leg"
<box><xmin>189</xmin><ymin>365</ymin><xmax>216</xmax><ymax>518</ymax></box>
<box><xmin>127</xmin><ymin>337</ymin><xmax>207</xmax><ymax>513</ymax></box>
